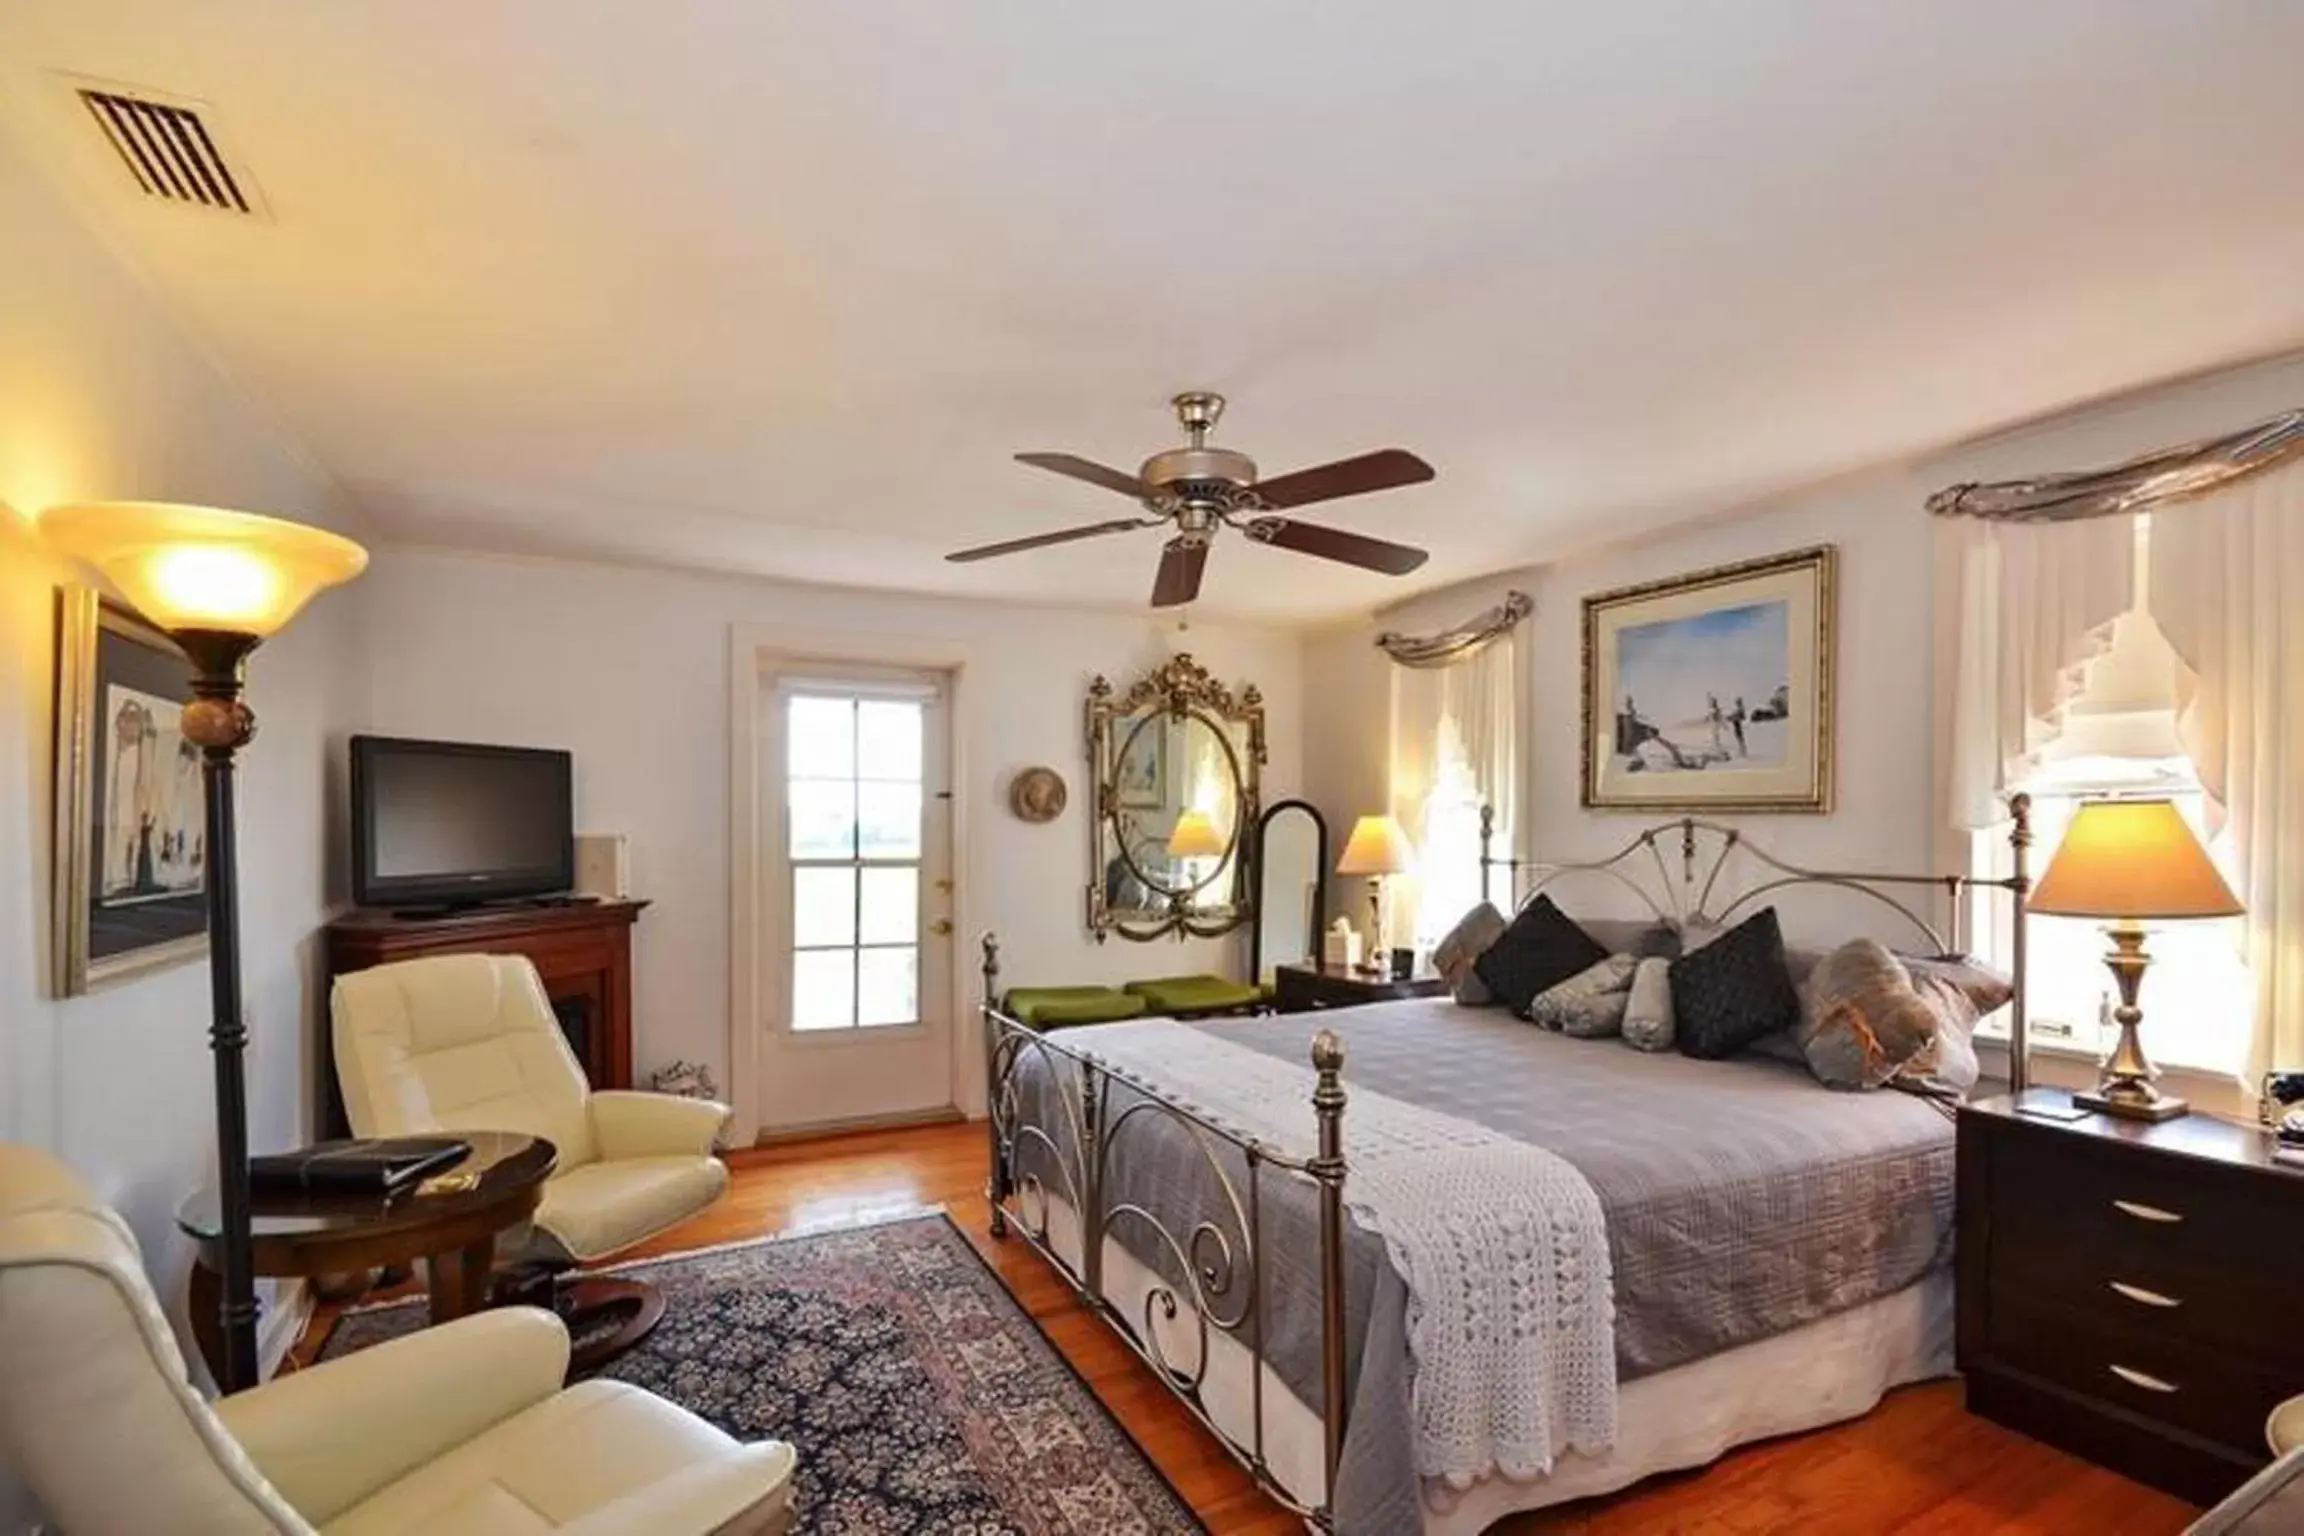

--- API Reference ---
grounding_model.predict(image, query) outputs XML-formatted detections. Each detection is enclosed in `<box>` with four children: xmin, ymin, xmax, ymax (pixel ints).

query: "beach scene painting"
<box><xmin>1583</xmin><ymin>546</ymin><xmax>1835</xmax><ymax>812</ymax></box>
<box><xmin>1612</xmin><ymin>601</ymin><xmax>1790</xmax><ymax>774</ymax></box>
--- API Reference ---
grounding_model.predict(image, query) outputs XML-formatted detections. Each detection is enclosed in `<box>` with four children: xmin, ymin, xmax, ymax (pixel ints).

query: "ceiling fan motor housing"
<box><xmin>1139</xmin><ymin>445</ymin><xmax>1259</xmax><ymax>510</ymax></box>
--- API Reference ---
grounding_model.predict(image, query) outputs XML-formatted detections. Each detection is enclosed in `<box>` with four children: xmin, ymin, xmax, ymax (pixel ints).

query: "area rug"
<box><xmin>320</xmin><ymin>1211</ymin><xmax>1205</xmax><ymax>1535</ymax></box>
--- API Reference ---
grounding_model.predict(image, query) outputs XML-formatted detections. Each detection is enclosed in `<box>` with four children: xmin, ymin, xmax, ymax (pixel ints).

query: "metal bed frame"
<box><xmin>978</xmin><ymin>798</ymin><xmax>2034</xmax><ymax>1530</ymax></box>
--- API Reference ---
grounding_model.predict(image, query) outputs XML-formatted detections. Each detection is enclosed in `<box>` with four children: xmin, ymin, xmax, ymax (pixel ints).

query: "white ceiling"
<box><xmin>5</xmin><ymin>2</ymin><xmax>2304</xmax><ymax>623</ymax></box>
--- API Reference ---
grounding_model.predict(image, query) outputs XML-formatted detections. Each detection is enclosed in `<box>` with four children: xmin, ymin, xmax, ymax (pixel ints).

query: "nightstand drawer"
<box><xmin>1988</xmin><ymin>1292</ymin><xmax>2300</xmax><ymax>1455</ymax></box>
<box><xmin>1994</xmin><ymin>1131</ymin><xmax>2300</xmax><ymax>1276</ymax></box>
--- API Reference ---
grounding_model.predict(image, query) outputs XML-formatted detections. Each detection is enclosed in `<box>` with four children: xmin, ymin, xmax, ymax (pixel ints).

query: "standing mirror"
<box><xmin>1249</xmin><ymin>799</ymin><xmax>1327</xmax><ymax>983</ymax></box>
<box><xmin>1086</xmin><ymin>654</ymin><xmax>1265</xmax><ymax>942</ymax></box>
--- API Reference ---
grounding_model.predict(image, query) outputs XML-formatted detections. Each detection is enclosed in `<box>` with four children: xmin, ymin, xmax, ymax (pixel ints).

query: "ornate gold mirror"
<box><xmin>1086</xmin><ymin>654</ymin><xmax>1266</xmax><ymax>942</ymax></box>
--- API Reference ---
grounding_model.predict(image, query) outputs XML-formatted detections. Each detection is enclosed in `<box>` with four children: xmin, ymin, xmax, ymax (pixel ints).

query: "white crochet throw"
<box><xmin>1070</xmin><ymin>1019</ymin><xmax>1618</xmax><ymax>1487</ymax></box>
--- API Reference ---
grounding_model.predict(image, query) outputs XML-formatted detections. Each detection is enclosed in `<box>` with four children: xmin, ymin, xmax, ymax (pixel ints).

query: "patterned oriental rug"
<box><xmin>320</xmin><ymin>1211</ymin><xmax>1205</xmax><ymax>1535</ymax></box>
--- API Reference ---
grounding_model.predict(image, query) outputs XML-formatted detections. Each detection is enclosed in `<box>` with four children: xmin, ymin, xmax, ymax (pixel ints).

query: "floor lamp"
<box><xmin>40</xmin><ymin>502</ymin><xmax>368</xmax><ymax>1392</ymax></box>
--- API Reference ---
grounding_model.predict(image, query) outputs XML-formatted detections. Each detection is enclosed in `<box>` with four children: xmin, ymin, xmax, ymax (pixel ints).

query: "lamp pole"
<box><xmin>181</xmin><ymin>630</ymin><xmax>263</xmax><ymax>1393</ymax></box>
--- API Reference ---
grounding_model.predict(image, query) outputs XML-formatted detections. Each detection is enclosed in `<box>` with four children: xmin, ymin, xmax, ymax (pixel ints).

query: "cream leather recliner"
<box><xmin>332</xmin><ymin>953</ymin><xmax>731</xmax><ymax>1284</ymax></box>
<box><xmin>0</xmin><ymin>1143</ymin><xmax>795</xmax><ymax>1535</ymax></box>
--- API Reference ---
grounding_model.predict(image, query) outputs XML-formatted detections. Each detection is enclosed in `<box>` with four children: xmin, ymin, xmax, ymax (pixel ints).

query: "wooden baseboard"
<box><xmin>752</xmin><ymin>1104</ymin><xmax>967</xmax><ymax>1147</ymax></box>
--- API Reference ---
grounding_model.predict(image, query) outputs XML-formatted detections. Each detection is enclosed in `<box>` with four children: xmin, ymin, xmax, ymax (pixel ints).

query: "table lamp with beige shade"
<box><xmin>39</xmin><ymin>501</ymin><xmax>367</xmax><ymax>1390</ymax></box>
<box><xmin>1336</xmin><ymin>814</ymin><xmax>1415</xmax><ymax>969</ymax></box>
<box><xmin>2026</xmin><ymin>796</ymin><xmax>2244</xmax><ymax>1123</ymax></box>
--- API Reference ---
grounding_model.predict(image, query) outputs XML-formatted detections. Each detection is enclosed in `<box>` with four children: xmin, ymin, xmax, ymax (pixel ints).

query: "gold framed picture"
<box><xmin>1581</xmin><ymin>545</ymin><xmax>1836</xmax><ymax>814</ymax></box>
<box><xmin>52</xmin><ymin>585</ymin><xmax>211</xmax><ymax>995</ymax></box>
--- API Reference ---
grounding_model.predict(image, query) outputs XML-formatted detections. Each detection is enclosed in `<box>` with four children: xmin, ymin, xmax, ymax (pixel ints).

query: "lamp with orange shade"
<box><xmin>2027</xmin><ymin>797</ymin><xmax>2243</xmax><ymax>1123</ymax></box>
<box><xmin>1336</xmin><ymin>814</ymin><xmax>1415</xmax><ymax>970</ymax></box>
<box><xmin>40</xmin><ymin>502</ymin><xmax>367</xmax><ymax>1390</ymax></box>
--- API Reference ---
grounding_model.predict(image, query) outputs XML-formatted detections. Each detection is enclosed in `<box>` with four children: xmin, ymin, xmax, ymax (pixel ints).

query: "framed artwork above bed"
<box><xmin>1581</xmin><ymin>545</ymin><xmax>1836</xmax><ymax>814</ymax></box>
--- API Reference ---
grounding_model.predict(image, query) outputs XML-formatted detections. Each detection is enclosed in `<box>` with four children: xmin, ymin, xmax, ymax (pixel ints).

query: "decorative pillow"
<box><xmin>1669</xmin><ymin>907</ymin><xmax>1801</xmax><ymax>1060</ymax></box>
<box><xmin>1431</xmin><ymin>902</ymin><xmax>1509</xmax><ymax>1005</ymax></box>
<box><xmin>1798</xmin><ymin>939</ymin><xmax>1941</xmax><ymax>1090</ymax></box>
<box><xmin>1527</xmin><ymin>953</ymin><xmax>1638</xmax><ymax>1035</ymax></box>
<box><xmin>1621</xmin><ymin>956</ymin><xmax>1675</xmax><ymax>1052</ymax></box>
<box><xmin>1892</xmin><ymin>955</ymin><xmax>2014</xmax><ymax>1096</ymax></box>
<box><xmin>1472</xmin><ymin>895</ymin><xmax>1609</xmax><ymax>1016</ymax></box>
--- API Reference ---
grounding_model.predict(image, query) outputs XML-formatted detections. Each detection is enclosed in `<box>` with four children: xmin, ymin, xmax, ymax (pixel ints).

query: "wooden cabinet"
<box><xmin>1271</xmin><ymin>962</ymin><xmax>1447</xmax><ymax>1013</ymax></box>
<box><xmin>1957</xmin><ymin>1090</ymin><xmax>2304</xmax><ymax>1505</ymax></box>
<box><xmin>323</xmin><ymin>901</ymin><xmax>647</xmax><ymax>1131</ymax></box>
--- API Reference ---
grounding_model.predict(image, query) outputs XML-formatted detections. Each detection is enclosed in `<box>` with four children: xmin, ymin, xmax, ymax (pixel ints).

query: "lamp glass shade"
<box><xmin>1166</xmin><ymin>809</ymin><xmax>1227</xmax><ymax>861</ymax></box>
<box><xmin>1336</xmin><ymin>814</ymin><xmax>1415</xmax><ymax>877</ymax></box>
<box><xmin>39</xmin><ymin>502</ymin><xmax>369</xmax><ymax>640</ymax></box>
<box><xmin>2028</xmin><ymin>798</ymin><xmax>2243</xmax><ymax>920</ymax></box>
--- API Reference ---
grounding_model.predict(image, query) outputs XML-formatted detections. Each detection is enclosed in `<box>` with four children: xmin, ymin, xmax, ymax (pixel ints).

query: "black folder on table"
<box><xmin>248</xmin><ymin>1137</ymin><xmax>471</xmax><ymax>1196</ymax></box>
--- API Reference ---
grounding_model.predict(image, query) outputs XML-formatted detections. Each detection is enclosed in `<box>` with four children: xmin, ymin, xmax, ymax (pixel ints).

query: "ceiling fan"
<box><xmin>948</xmin><ymin>392</ymin><xmax>1435</xmax><ymax>607</ymax></box>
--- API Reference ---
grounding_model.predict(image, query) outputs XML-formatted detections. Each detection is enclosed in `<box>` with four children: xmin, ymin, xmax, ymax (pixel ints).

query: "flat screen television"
<box><xmin>350</xmin><ymin>735</ymin><xmax>574</xmax><ymax>910</ymax></box>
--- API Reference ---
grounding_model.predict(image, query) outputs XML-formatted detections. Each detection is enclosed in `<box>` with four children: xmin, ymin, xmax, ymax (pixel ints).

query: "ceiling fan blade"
<box><xmin>1251</xmin><ymin>448</ymin><xmax>1435</xmax><ymax>510</ymax></box>
<box><xmin>946</xmin><ymin>517</ymin><xmax>1150</xmax><ymax>563</ymax></box>
<box><xmin>1244</xmin><ymin>516</ymin><xmax>1429</xmax><ymax>576</ymax></box>
<box><xmin>1014</xmin><ymin>452</ymin><xmax>1150</xmax><ymax>499</ymax></box>
<box><xmin>1150</xmin><ymin>536</ymin><xmax>1209</xmax><ymax>608</ymax></box>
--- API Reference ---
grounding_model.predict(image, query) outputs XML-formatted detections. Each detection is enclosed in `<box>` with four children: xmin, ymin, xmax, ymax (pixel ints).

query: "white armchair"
<box><xmin>0</xmin><ymin>1143</ymin><xmax>795</xmax><ymax>1535</ymax></box>
<box><xmin>331</xmin><ymin>953</ymin><xmax>733</xmax><ymax>1352</ymax></box>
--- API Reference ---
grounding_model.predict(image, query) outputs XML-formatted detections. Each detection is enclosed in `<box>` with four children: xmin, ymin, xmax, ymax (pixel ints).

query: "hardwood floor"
<box><xmin>304</xmin><ymin>1120</ymin><xmax>2202</xmax><ymax>1534</ymax></box>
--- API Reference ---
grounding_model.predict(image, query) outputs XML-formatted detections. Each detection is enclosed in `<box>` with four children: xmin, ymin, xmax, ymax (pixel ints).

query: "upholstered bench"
<box><xmin>1002</xmin><ymin>986</ymin><xmax>1146</xmax><ymax>1030</ymax></box>
<box><xmin>1123</xmin><ymin>974</ymin><xmax>1265</xmax><ymax>1018</ymax></box>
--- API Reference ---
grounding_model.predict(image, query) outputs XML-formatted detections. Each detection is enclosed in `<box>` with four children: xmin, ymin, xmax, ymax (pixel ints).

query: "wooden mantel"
<box><xmin>323</xmin><ymin>900</ymin><xmax>648</xmax><ymax>1129</ymax></box>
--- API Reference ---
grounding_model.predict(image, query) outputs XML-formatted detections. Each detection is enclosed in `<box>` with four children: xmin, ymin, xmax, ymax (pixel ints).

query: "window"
<box><xmin>1412</xmin><ymin>723</ymin><xmax>1514</xmax><ymax>950</ymax></box>
<box><xmin>1965</xmin><ymin>606</ymin><xmax>2251</xmax><ymax>1075</ymax></box>
<box><xmin>785</xmin><ymin>690</ymin><xmax>924</xmax><ymax>1031</ymax></box>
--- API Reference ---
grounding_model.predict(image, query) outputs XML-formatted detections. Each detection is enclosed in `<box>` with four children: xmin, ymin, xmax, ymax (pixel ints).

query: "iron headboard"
<box><xmin>1475</xmin><ymin>798</ymin><xmax>2038</xmax><ymax>1085</ymax></box>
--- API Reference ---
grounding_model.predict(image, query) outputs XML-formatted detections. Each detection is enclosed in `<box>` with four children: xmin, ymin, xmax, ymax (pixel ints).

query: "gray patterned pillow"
<box><xmin>1893</xmin><ymin>955</ymin><xmax>2013</xmax><ymax>1096</ymax></box>
<box><xmin>1798</xmin><ymin>939</ymin><xmax>1938</xmax><ymax>1090</ymax></box>
<box><xmin>1621</xmin><ymin>956</ymin><xmax>1675</xmax><ymax>1052</ymax></box>
<box><xmin>1431</xmin><ymin>902</ymin><xmax>1508</xmax><ymax>1005</ymax></box>
<box><xmin>1527</xmin><ymin>953</ymin><xmax>1638</xmax><ymax>1036</ymax></box>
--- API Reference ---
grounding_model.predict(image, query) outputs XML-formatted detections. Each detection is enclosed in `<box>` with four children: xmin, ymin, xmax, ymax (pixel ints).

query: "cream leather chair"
<box><xmin>0</xmin><ymin>1143</ymin><xmax>795</xmax><ymax>1535</ymax></box>
<box><xmin>332</xmin><ymin>953</ymin><xmax>732</xmax><ymax>1347</ymax></box>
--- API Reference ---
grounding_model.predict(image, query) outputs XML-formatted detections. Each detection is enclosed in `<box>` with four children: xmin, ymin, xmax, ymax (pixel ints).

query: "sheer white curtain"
<box><xmin>1947</xmin><ymin>514</ymin><xmax>2137</xmax><ymax>831</ymax></box>
<box><xmin>1390</xmin><ymin>633</ymin><xmax>1521</xmax><ymax>949</ymax></box>
<box><xmin>2149</xmin><ymin>457</ymin><xmax>2304</xmax><ymax>1078</ymax></box>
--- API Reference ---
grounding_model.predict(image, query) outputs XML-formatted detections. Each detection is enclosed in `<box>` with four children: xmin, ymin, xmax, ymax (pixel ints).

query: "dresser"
<box><xmin>1271</xmin><ymin>961</ymin><xmax>1447</xmax><ymax>1013</ymax></box>
<box><xmin>1957</xmin><ymin>1089</ymin><xmax>2304</xmax><ymax>1504</ymax></box>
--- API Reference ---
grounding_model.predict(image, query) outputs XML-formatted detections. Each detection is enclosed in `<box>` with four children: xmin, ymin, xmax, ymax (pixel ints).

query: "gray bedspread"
<box><xmin>1211</xmin><ymin>999</ymin><xmax>1957</xmax><ymax>1377</ymax></box>
<box><xmin>997</xmin><ymin>998</ymin><xmax>1954</xmax><ymax>1535</ymax></box>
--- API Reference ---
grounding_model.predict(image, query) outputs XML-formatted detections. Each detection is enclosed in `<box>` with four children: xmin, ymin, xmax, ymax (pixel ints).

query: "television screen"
<box><xmin>350</xmin><ymin>736</ymin><xmax>574</xmax><ymax>908</ymax></box>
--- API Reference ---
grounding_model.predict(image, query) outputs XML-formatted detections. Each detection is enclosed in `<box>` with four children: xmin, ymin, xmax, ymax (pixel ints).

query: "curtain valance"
<box><xmin>1374</xmin><ymin>590</ymin><xmax>1532</xmax><ymax>668</ymax></box>
<box><xmin>1928</xmin><ymin>407</ymin><xmax>2303</xmax><ymax>524</ymax></box>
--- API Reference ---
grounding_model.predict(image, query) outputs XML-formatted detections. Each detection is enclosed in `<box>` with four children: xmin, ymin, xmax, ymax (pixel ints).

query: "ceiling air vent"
<box><xmin>77</xmin><ymin>86</ymin><xmax>254</xmax><ymax>214</ymax></box>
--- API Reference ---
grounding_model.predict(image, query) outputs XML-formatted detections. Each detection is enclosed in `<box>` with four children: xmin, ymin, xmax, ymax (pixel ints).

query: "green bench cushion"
<box><xmin>1003</xmin><ymin>986</ymin><xmax>1146</xmax><ymax>1028</ymax></box>
<box><xmin>1122</xmin><ymin>974</ymin><xmax>1263</xmax><ymax>1015</ymax></box>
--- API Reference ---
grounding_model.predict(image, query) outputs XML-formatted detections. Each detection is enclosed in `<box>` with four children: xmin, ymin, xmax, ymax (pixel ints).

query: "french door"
<box><xmin>759</xmin><ymin>667</ymin><xmax>955</xmax><ymax>1133</ymax></box>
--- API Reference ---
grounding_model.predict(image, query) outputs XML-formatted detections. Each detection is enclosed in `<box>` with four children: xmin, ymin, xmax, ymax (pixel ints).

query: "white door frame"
<box><xmin>727</xmin><ymin>623</ymin><xmax>978</xmax><ymax>1146</ymax></box>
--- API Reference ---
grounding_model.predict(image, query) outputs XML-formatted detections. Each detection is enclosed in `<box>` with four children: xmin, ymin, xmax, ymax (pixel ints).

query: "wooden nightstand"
<box><xmin>1956</xmin><ymin>1089</ymin><xmax>2304</xmax><ymax>1505</ymax></box>
<box><xmin>1272</xmin><ymin>961</ymin><xmax>1447</xmax><ymax>1013</ymax></box>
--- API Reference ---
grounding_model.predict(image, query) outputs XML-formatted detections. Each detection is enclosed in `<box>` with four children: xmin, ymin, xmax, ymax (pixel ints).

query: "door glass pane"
<box><xmin>857</xmin><ymin>946</ymin><xmax>918</xmax><ymax>1027</ymax></box>
<box><xmin>793</xmin><ymin>866</ymin><xmax>857</xmax><ymax>947</ymax></box>
<box><xmin>857</xmin><ymin>700</ymin><xmax>923</xmax><ymax>782</ymax></box>
<box><xmin>857</xmin><ymin>782</ymin><xmax>921</xmax><ymax>860</ymax></box>
<box><xmin>788</xmin><ymin>696</ymin><xmax>855</xmax><ymax>779</ymax></box>
<box><xmin>858</xmin><ymin>866</ymin><xmax>918</xmax><ymax>945</ymax></box>
<box><xmin>788</xmin><ymin>780</ymin><xmax>856</xmax><ymax>860</ymax></box>
<box><xmin>792</xmin><ymin>949</ymin><xmax>855</xmax><ymax>1031</ymax></box>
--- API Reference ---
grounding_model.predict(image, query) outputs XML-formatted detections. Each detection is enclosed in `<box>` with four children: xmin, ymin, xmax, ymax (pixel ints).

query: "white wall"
<box><xmin>0</xmin><ymin>119</ymin><xmax>366</xmax><ymax>1513</ymax></box>
<box><xmin>357</xmin><ymin>547</ymin><xmax>1303</xmax><ymax>1113</ymax></box>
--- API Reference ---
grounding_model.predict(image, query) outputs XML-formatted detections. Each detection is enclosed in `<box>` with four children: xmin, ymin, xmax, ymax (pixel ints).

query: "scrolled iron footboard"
<box><xmin>978</xmin><ymin>934</ymin><xmax>1350</xmax><ymax>1529</ymax></box>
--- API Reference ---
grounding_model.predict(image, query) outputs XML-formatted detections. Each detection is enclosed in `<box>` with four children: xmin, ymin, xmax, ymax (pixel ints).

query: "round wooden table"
<box><xmin>178</xmin><ymin>1131</ymin><xmax>555</xmax><ymax>1385</ymax></box>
